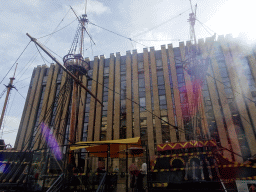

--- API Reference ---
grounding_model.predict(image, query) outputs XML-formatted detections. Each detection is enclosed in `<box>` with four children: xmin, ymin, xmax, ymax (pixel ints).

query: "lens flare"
<box><xmin>41</xmin><ymin>123</ymin><xmax>62</xmax><ymax>160</ymax></box>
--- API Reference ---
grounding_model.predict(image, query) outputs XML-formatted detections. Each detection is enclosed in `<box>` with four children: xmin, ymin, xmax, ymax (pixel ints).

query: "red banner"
<box><xmin>157</xmin><ymin>140</ymin><xmax>217</xmax><ymax>151</ymax></box>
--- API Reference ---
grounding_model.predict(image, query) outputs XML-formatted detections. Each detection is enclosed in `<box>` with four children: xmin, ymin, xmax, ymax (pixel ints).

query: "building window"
<box><xmin>156</xmin><ymin>60</ymin><xmax>163</xmax><ymax>68</ymax></box>
<box><xmin>140</xmin><ymin>97</ymin><xmax>146</xmax><ymax>107</ymax></box>
<box><xmin>139</xmin><ymin>78</ymin><xmax>145</xmax><ymax>88</ymax></box>
<box><xmin>157</xmin><ymin>76</ymin><xmax>165</xmax><ymax>85</ymax></box>
<box><xmin>104</xmin><ymin>67</ymin><xmax>109</xmax><ymax>74</ymax></box>
<box><xmin>177</xmin><ymin>74</ymin><xmax>184</xmax><ymax>83</ymax></box>
<box><xmin>121</xmin><ymin>64</ymin><xmax>126</xmax><ymax>72</ymax></box>
<box><xmin>138</xmin><ymin>62</ymin><xmax>144</xmax><ymax>70</ymax></box>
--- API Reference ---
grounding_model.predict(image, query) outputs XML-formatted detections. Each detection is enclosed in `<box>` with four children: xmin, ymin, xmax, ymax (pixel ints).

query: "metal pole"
<box><xmin>146</xmin><ymin>145</ymin><xmax>149</xmax><ymax>191</ymax></box>
<box><xmin>126</xmin><ymin>145</ymin><xmax>128</xmax><ymax>192</ymax></box>
<box><xmin>68</xmin><ymin>79</ymin><xmax>78</xmax><ymax>165</ymax></box>
<box><xmin>107</xmin><ymin>144</ymin><xmax>110</xmax><ymax>173</ymax></box>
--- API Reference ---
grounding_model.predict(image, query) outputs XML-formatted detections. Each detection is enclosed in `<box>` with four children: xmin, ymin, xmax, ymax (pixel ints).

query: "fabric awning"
<box><xmin>70</xmin><ymin>137</ymin><xmax>142</xmax><ymax>158</ymax></box>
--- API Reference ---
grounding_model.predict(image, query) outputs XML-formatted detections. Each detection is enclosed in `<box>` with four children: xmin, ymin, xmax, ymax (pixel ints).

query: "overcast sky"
<box><xmin>0</xmin><ymin>0</ymin><xmax>255</xmax><ymax>147</ymax></box>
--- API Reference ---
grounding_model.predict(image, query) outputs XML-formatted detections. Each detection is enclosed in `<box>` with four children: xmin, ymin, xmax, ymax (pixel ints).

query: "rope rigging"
<box><xmin>0</xmin><ymin>41</ymin><xmax>31</xmax><ymax>85</ymax></box>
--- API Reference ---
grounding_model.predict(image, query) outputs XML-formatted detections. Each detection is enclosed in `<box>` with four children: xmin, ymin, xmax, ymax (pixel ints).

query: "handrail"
<box><xmin>46</xmin><ymin>173</ymin><xmax>64</xmax><ymax>192</ymax></box>
<box><xmin>96</xmin><ymin>172</ymin><xmax>107</xmax><ymax>192</ymax></box>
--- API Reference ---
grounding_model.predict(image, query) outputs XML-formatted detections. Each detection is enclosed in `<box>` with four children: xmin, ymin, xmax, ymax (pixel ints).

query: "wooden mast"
<box><xmin>68</xmin><ymin>12</ymin><xmax>87</xmax><ymax>165</ymax></box>
<box><xmin>0</xmin><ymin>63</ymin><xmax>18</xmax><ymax>131</ymax></box>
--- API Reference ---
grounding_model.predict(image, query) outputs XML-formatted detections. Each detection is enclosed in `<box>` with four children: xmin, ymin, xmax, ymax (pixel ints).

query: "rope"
<box><xmin>0</xmin><ymin>41</ymin><xmax>31</xmax><ymax>85</ymax></box>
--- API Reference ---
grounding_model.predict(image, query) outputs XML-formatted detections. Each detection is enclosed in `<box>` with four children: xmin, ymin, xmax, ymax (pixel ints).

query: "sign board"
<box><xmin>236</xmin><ymin>180</ymin><xmax>256</xmax><ymax>192</ymax></box>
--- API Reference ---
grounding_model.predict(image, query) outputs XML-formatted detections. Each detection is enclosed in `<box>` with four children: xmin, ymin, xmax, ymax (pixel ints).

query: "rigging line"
<box><xmin>80</xmin><ymin>70</ymin><xmax>190</xmax><ymax>136</ymax></box>
<box><xmin>90</xmin><ymin>38</ymin><xmax>94</xmax><ymax>57</ymax></box>
<box><xmin>37</xmin><ymin>19</ymin><xmax>77</xmax><ymax>39</ymax></box>
<box><xmin>0</xmin><ymin>88</ymin><xmax>7</xmax><ymax>100</ymax></box>
<box><xmin>39</xmin><ymin>81</ymin><xmax>71</xmax><ymax>150</ymax></box>
<box><xmin>214</xmin><ymin>79</ymin><xmax>254</xmax><ymax>128</ymax></box>
<box><xmin>16</xmin><ymin>11</ymin><xmax>73</xmax><ymax>80</ymax></box>
<box><xmin>196</xmin><ymin>19</ymin><xmax>217</xmax><ymax>35</ymax></box>
<box><xmin>70</xmin><ymin>6</ymin><xmax>96</xmax><ymax>45</ymax></box>
<box><xmin>6</xmin><ymin>90</ymin><xmax>16</xmax><ymax>120</ymax></box>
<box><xmin>131</xmin><ymin>8</ymin><xmax>190</xmax><ymax>39</ymax></box>
<box><xmin>0</xmin><ymin>40</ymin><xmax>31</xmax><ymax>85</ymax></box>
<box><xmin>206</xmin><ymin>73</ymin><xmax>256</xmax><ymax>104</ymax></box>
<box><xmin>38</xmin><ymin>76</ymin><xmax>73</xmax><ymax>150</ymax></box>
<box><xmin>197</xmin><ymin>20</ymin><xmax>213</xmax><ymax>36</ymax></box>
<box><xmin>15</xmin><ymin>85</ymin><xmax>29</xmax><ymax>90</ymax></box>
<box><xmin>35</xmin><ymin>44</ymin><xmax>51</xmax><ymax>65</ymax></box>
<box><xmin>14</xmin><ymin>77</ymin><xmax>31</xmax><ymax>85</ymax></box>
<box><xmin>85</xmin><ymin>0</ymin><xmax>87</xmax><ymax>15</ymax></box>
<box><xmin>135</xmin><ymin>39</ymin><xmax>189</xmax><ymax>42</ymax></box>
<box><xmin>19</xmin><ymin>76</ymin><xmax>71</xmax><ymax>151</ymax></box>
<box><xmin>89</xmin><ymin>22</ymin><xmax>148</xmax><ymax>48</ymax></box>
<box><xmin>43</xmin><ymin>45</ymin><xmax>63</xmax><ymax>60</ymax></box>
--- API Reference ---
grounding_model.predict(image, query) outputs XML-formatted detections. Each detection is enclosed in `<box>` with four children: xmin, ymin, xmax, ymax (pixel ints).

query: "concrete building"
<box><xmin>14</xmin><ymin>35</ymin><xmax>256</xmax><ymax>163</ymax></box>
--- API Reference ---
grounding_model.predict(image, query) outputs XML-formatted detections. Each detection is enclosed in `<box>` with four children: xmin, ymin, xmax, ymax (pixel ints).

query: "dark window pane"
<box><xmin>139</xmin><ymin>78</ymin><xmax>145</xmax><ymax>88</ymax></box>
<box><xmin>138</xmin><ymin>62</ymin><xmax>144</xmax><ymax>69</ymax></box>
<box><xmin>177</xmin><ymin>74</ymin><xmax>184</xmax><ymax>83</ymax></box>
<box><xmin>156</xmin><ymin>60</ymin><xmax>163</xmax><ymax>67</ymax></box>
<box><xmin>157</xmin><ymin>76</ymin><xmax>165</xmax><ymax>85</ymax></box>
<box><xmin>157</xmin><ymin>70</ymin><xmax>164</xmax><ymax>76</ymax></box>
<box><xmin>121</xmin><ymin>75</ymin><xmax>126</xmax><ymax>81</ymax></box>
<box><xmin>139</xmin><ymin>91</ymin><xmax>146</xmax><ymax>97</ymax></box>
<box><xmin>176</xmin><ymin>67</ymin><xmax>183</xmax><ymax>74</ymax></box>
<box><xmin>121</xmin><ymin>64</ymin><xmax>126</xmax><ymax>72</ymax></box>
<box><xmin>159</xmin><ymin>95</ymin><xmax>166</xmax><ymax>105</ymax></box>
<box><xmin>140</xmin><ymin>97</ymin><xmax>146</xmax><ymax>107</ymax></box>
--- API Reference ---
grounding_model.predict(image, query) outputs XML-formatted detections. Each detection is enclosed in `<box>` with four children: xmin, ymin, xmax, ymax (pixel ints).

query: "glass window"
<box><xmin>138</xmin><ymin>62</ymin><xmax>144</xmax><ymax>70</ymax></box>
<box><xmin>176</xmin><ymin>67</ymin><xmax>183</xmax><ymax>74</ymax></box>
<box><xmin>180</xmin><ymin>93</ymin><xmax>187</xmax><ymax>103</ymax></box>
<box><xmin>220</xmin><ymin>67</ymin><xmax>228</xmax><ymax>78</ymax></box>
<box><xmin>88</xmin><ymin>80</ymin><xmax>92</xmax><ymax>86</ymax></box>
<box><xmin>88</xmin><ymin>70</ymin><xmax>93</xmax><ymax>77</ymax></box>
<box><xmin>121</xmin><ymin>75</ymin><xmax>126</xmax><ymax>81</ymax></box>
<box><xmin>225</xmin><ymin>88</ymin><xmax>233</xmax><ymax>98</ymax></box>
<box><xmin>158</xmin><ymin>85</ymin><xmax>165</xmax><ymax>90</ymax></box>
<box><xmin>103</xmin><ymin>102</ymin><xmax>108</xmax><ymax>110</ymax></box>
<box><xmin>140</xmin><ymin>97</ymin><xmax>146</xmax><ymax>107</ymax></box>
<box><xmin>83</xmin><ymin>123</ymin><xmax>88</xmax><ymax>131</ymax></box>
<box><xmin>139</xmin><ymin>78</ymin><xmax>145</xmax><ymax>88</ymax></box>
<box><xmin>159</xmin><ymin>89</ymin><xmax>166</xmax><ymax>95</ymax></box>
<box><xmin>138</xmin><ymin>73</ymin><xmax>144</xmax><ymax>79</ymax></box>
<box><xmin>177</xmin><ymin>74</ymin><xmax>184</xmax><ymax>83</ymax></box>
<box><xmin>121</xmin><ymin>100</ymin><xmax>126</xmax><ymax>108</ymax></box>
<box><xmin>103</xmin><ymin>96</ymin><xmax>108</xmax><ymax>102</ymax></box>
<box><xmin>102</xmin><ymin>110</ymin><xmax>108</xmax><ymax>116</ymax></box>
<box><xmin>85</xmin><ymin>105</ymin><xmax>90</xmax><ymax>112</ymax></box>
<box><xmin>160</xmin><ymin>105</ymin><xmax>167</xmax><ymax>110</ymax></box>
<box><xmin>121</xmin><ymin>64</ymin><xmax>126</xmax><ymax>72</ymax></box>
<box><xmin>181</xmin><ymin>105</ymin><xmax>189</xmax><ymax>116</ymax></box>
<box><xmin>157</xmin><ymin>76</ymin><xmax>165</xmax><ymax>85</ymax></box>
<box><xmin>156</xmin><ymin>60</ymin><xmax>163</xmax><ymax>67</ymax></box>
<box><xmin>157</xmin><ymin>70</ymin><xmax>164</xmax><ymax>76</ymax></box>
<box><xmin>104</xmin><ymin>67</ymin><xmax>109</xmax><ymax>74</ymax></box>
<box><xmin>159</xmin><ymin>95</ymin><xmax>166</xmax><ymax>105</ymax></box>
<box><xmin>104</xmin><ymin>78</ymin><xmax>109</xmax><ymax>84</ymax></box>
<box><xmin>139</xmin><ymin>91</ymin><xmax>146</xmax><ymax>97</ymax></box>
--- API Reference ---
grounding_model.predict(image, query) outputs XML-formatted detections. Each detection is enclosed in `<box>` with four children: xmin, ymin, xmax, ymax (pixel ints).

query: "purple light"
<box><xmin>41</xmin><ymin>123</ymin><xmax>62</xmax><ymax>160</ymax></box>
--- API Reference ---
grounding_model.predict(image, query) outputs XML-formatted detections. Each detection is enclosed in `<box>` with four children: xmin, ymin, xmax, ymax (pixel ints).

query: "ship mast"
<box><xmin>188</xmin><ymin>0</ymin><xmax>197</xmax><ymax>45</ymax></box>
<box><xmin>66</xmin><ymin>13</ymin><xmax>89</xmax><ymax>166</ymax></box>
<box><xmin>0</xmin><ymin>63</ymin><xmax>18</xmax><ymax>131</ymax></box>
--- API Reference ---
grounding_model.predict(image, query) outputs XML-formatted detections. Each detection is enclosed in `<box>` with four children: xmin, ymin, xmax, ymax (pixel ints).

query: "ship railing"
<box><xmin>96</xmin><ymin>172</ymin><xmax>107</xmax><ymax>192</ymax></box>
<box><xmin>46</xmin><ymin>173</ymin><xmax>64</xmax><ymax>192</ymax></box>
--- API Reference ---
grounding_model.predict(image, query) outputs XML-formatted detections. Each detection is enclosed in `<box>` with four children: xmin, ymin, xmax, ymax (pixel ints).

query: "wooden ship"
<box><xmin>0</xmin><ymin>2</ymin><xmax>256</xmax><ymax>192</ymax></box>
